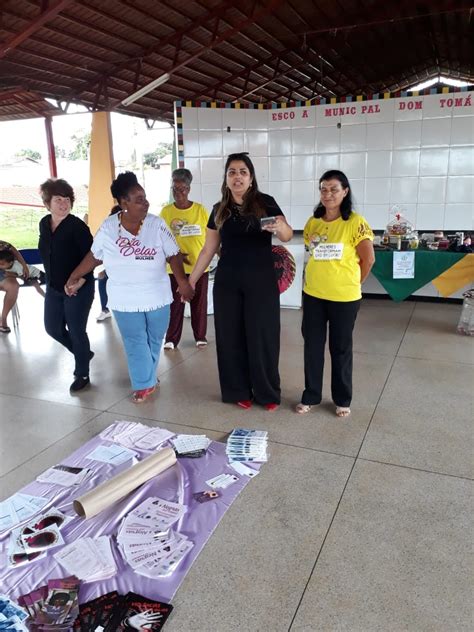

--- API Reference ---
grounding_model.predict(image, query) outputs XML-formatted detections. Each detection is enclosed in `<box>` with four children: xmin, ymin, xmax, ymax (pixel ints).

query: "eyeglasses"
<box><xmin>172</xmin><ymin>186</ymin><xmax>189</xmax><ymax>194</ymax></box>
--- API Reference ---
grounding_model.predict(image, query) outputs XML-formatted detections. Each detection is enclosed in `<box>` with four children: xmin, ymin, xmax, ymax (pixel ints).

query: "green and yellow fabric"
<box><xmin>371</xmin><ymin>251</ymin><xmax>474</xmax><ymax>301</ymax></box>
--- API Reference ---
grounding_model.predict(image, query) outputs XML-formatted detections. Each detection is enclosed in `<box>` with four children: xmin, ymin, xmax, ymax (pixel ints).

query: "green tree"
<box><xmin>68</xmin><ymin>131</ymin><xmax>91</xmax><ymax>160</ymax></box>
<box><xmin>143</xmin><ymin>142</ymin><xmax>173</xmax><ymax>168</ymax></box>
<box><xmin>55</xmin><ymin>145</ymin><xmax>67</xmax><ymax>158</ymax></box>
<box><xmin>15</xmin><ymin>148</ymin><xmax>41</xmax><ymax>161</ymax></box>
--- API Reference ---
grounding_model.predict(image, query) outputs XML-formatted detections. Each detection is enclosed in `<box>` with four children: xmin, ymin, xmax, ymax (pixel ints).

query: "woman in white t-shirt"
<box><xmin>65</xmin><ymin>172</ymin><xmax>194</xmax><ymax>403</ymax></box>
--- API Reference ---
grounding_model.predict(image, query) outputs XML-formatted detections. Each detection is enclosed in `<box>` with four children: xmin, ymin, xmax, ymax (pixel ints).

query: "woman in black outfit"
<box><xmin>38</xmin><ymin>179</ymin><xmax>94</xmax><ymax>392</ymax></box>
<box><xmin>189</xmin><ymin>153</ymin><xmax>293</xmax><ymax>411</ymax></box>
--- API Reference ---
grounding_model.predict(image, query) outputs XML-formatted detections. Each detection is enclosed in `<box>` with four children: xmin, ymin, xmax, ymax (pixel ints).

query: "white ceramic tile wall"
<box><xmin>316</xmin><ymin>153</ymin><xmax>340</xmax><ymax>175</ymax></box>
<box><xmin>421</xmin><ymin>118</ymin><xmax>452</xmax><ymax>146</ymax></box>
<box><xmin>366</xmin><ymin>151</ymin><xmax>392</xmax><ymax>177</ymax></box>
<box><xmin>445</xmin><ymin>204</ymin><xmax>474</xmax><ymax>230</ymax></box>
<box><xmin>267</xmin><ymin>181</ymin><xmax>291</xmax><ymax>208</ymax></box>
<box><xmin>393</xmin><ymin>120</ymin><xmax>422</xmax><ymax>148</ymax></box>
<box><xmin>341</xmin><ymin>124</ymin><xmax>367</xmax><ymax>152</ymax></box>
<box><xmin>315</xmin><ymin>126</ymin><xmax>340</xmax><ymax>153</ymax></box>
<box><xmin>419</xmin><ymin>148</ymin><xmax>449</xmax><ymax>176</ymax></box>
<box><xmin>222</xmin><ymin>108</ymin><xmax>245</xmax><ymax>130</ymax></box>
<box><xmin>269</xmin><ymin>156</ymin><xmax>291</xmax><ymax>181</ymax></box>
<box><xmin>246</xmin><ymin>131</ymin><xmax>268</xmax><ymax>156</ymax></box>
<box><xmin>222</xmin><ymin>131</ymin><xmax>245</xmax><ymax>155</ymax></box>
<box><xmin>340</xmin><ymin>152</ymin><xmax>367</xmax><ymax>179</ymax></box>
<box><xmin>181</xmin><ymin>92</ymin><xmax>474</xmax><ymax>234</ymax></box>
<box><xmin>291</xmin><ymin>205</ymin><xmax>314</xmax><ymax>227</ymax></box>
<box><xmin>448</xmin><ymin>147</ymin><xmax>474</xmax><ymax>175</ymax></box>
<box><xmin>391</xmin><ymin>150</ymin><xmax>420</xmax><ymax>177</ymax></box>
<box><xmin>418</xmin><ymin>177</ymin><xmax>447</xmax><ymax>204</ymax></box>
<box><xmin>200</xmin><ymin>157</ymin><xmax>223</xmax><ymax>184</ymax></box>
<box><xmin>416</xmin><ymin>204</ymin><xmax>445</xmax><ymax>230</ymax></box>
<box><xmin>291</xmin><ymin>155</ymin><xmax>314</xmax><ymax>181</ymax></box>
<box><xmin>292</xmin><ymin>127</ymin><xmax>315</xmax><ymax>154</ymax></box>
<box><xmin>450</xmin><ymin>116</ymin><xmax>474</xmax><ymax>145</ymax></box>
<box><xmin>366</xmin><ymin>123</ymin><xmax>393</xmax><ymax>150</ymax></box>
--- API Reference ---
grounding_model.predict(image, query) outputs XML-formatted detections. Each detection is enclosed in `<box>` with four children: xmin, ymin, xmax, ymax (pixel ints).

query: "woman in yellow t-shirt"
<box><xmin>296</xmin><ymin>170</ymin><xmax>375</xmax><ymax>417</ymax></box>
<box><xmin>160</xmin><ymin>168</ymin><xmax>209</xmax><ymax>349</ymax></box>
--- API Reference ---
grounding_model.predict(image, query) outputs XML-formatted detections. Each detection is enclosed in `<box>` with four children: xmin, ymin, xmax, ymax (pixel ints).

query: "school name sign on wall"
<box><xmin>175</xmin><ymin>88</ymin><xmax>474</xmax><ymax>233</ymax></box>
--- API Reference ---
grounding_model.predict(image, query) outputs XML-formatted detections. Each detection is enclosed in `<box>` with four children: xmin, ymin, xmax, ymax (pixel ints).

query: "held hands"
<box><xmin>64</xmin><ymin>277</ymin><xmax>86</xmax><ymax>296</ymax></box>
<box><xmin>178</xmin><ymin>279</ymin><xmax>195</xmax><ymax>302</ymax></box>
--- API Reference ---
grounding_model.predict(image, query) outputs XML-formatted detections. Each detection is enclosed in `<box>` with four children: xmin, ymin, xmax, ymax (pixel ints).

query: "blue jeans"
<box><xmin>44</xmin><ymin>278</ymin><xmax>94</xmax><ymax>377</ymax></box>
<box><xmin>98</xmin><ymin>273</ymin><xmax>108</xmax><ymax>311</ymax></box>
<box><xmin>113</xmin><ymin>305</ymin><xmax>170</xmax><ymax>390</ymax></box>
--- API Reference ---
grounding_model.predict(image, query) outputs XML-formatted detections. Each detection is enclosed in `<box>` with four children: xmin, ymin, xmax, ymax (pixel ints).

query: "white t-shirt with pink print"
<box><xmin>91</xmin><ymin>213</ymin><xmax>179</xmax><ymax>312</ymax></box>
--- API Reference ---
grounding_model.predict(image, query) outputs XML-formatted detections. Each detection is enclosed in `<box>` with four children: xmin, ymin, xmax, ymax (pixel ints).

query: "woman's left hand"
<box><xmin>21</xmin><ymin>263</ymin><xmax>29</xmax><ymax>279</ymax></box>
<box><xmin>178</xmin><ymin>279</ymin><xmax>195</xmax><ymax>302</ymax></box>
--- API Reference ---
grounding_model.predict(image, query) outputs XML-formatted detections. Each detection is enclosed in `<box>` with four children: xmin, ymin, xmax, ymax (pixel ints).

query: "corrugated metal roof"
<box><xmin>0</xmin><ymin>0</ymin><xmax>472</xmax><ymax>123</ymax></box>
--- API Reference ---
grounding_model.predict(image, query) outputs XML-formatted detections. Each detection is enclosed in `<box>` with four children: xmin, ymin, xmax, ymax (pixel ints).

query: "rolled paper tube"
<box><xmin>73</xmin><ymin>448</ymin><xmax>177</xmax><ymax>519</ymax></box>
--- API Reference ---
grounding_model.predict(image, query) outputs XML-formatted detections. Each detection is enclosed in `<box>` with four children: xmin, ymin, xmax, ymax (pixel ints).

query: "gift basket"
<box><xmin>382</xmin><ymin>207</ymin><xmax>418</xmax><ymax>250</ymax></box>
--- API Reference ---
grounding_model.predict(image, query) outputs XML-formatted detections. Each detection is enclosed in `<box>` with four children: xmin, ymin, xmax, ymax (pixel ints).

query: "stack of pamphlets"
<box><xmin>117</xmin><ymin>497</ymin><xmax>193</xmax><ymax>578</ymax></box>
<box><xmin>85</xmin><ymin>443</ymin><xmax>137</xmax><ymax>466</ymax></box>
<box><xmin>0</xmin><ymin>594</ymin><xmax>28</xmax><ymax>631</ymax></box>
<box><xmin>0</xmin><ymin>493</ymin><xmax>48</xmax><ymax>532</ymax></box>
<box><xmin>171</xmin><ymin>434</ymin><xmax>211</xmax><ymax>458</ymax></box>
<box><xmin>36</xmin><ymin>465</ymin><xmax>91</xmax><ymax>487</ymax></box>
<box><xmin>226</xmin><ymin>429</ymin><xmax>269</xmax><ymax>463</ymax></box>
<box><xmin>54</xmin><ymin>536</ymin><xmax>117</xmax><ymax>582</ymax></box>
<box><xmin>100</xmin><ymin>421</ymin><xmax>175</xmax><ymax>451</ymax></box>
<box><xmin>19</xmin><ymin>576</ymin><xmax>79</xmax><ymax>630</ymax></box>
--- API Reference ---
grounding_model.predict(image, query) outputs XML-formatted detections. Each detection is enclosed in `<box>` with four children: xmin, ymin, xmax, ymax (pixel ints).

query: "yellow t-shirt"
<box><xmin>303</xmin><ymin>212</ymin><xmax>374</xmax><ymax>302</ymax></box>
<box><xmin>160</xmin><ymin>202</ymin><xmax>209</xmax><ymax>274</ymax></box>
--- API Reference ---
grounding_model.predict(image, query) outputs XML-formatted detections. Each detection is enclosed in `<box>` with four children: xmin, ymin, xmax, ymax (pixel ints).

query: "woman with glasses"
<box><xmin>160</xmin><ymin>168</ymin><xmax>210</xmax><ymax>349</ymax></box>
<box><xmin>189</xmin><ymin>153</ymin><xmax>293</xmax><ymax>412</ymax></box>
<box><xmin>65</xmin><ymin>172</ymin><xmax>194</xmax><ymax>403</ymax></box>
<box><xmin>296</xmin><ymin>170</ymin><xmax>375</xmax><ymax>418</ymax></box>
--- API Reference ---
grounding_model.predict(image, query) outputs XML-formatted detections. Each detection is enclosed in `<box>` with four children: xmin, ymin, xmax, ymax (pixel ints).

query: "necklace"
<box><xmin>118</xmin><ymin>211</ymin><xmax>144</xmax><ymax>241</ymax></box>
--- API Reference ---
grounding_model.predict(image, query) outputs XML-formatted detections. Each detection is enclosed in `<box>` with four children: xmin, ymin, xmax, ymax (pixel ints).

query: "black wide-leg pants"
<box><xmin>301</xmin><ymin>292</ymin><xmax>360</xmax><ymax>407</ymax></box>
<box><xmin>213</xmin><ymin>264</ymin><xmax>281</xmax><ymax>405</ymax></box>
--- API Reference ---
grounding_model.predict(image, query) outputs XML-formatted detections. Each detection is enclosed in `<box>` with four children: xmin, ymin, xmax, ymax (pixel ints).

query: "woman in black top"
<box><xmin>189</xmin><ymin>153</ymin><xmax>293</xmax><ymax>411</ymax></box>
<box><xmin>38</xmin><ymin>179</ymin><xmax>94</xmax><ymax>392</ymax></box>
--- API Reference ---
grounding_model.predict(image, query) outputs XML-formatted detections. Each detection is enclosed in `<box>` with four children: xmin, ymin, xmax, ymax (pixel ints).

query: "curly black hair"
<box><xmin>110</xmin><ymin>172</ymin><xmax>140</xmax><ymax>202</ymax></box>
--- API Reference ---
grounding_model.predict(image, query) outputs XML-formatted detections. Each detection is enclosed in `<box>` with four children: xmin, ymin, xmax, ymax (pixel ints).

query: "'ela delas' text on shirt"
<box><xmin>116</xmin><ymin>237</ymin><xmax>157</xmax><ymax>257</ymax></box>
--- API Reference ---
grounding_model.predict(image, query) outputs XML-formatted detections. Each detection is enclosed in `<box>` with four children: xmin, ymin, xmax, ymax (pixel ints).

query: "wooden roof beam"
<box><xmin>0</xmin><ymin>0</ymin><xmax>74</xmax><ymax>59</ymax></box>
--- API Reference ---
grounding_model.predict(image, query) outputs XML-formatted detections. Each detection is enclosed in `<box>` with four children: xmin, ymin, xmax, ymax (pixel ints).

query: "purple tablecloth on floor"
<box><xmin>0</xmin><ymin>423</ymin><xmax>259</xmax><ymax>603</ymax></box>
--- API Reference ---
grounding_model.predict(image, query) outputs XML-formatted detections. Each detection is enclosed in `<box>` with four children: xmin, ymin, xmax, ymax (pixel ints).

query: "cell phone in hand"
<box><xmin>260</xmin><ymin>216</ymin><xmax>277</xmax><ymax>228</ymax></box>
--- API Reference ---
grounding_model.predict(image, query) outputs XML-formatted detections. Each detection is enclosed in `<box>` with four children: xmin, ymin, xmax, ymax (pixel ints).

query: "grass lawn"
<box><xmin>1</xmin><ymin>206</ymin><xmax>87</xmax><ymax>249</ymax></box>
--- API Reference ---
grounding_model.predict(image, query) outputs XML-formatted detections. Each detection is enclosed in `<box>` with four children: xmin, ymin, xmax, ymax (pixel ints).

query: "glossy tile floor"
<box><xmin>1</xmin><ymin>291</ymin><xmax>472</xmax><ymax>631</ymax></box>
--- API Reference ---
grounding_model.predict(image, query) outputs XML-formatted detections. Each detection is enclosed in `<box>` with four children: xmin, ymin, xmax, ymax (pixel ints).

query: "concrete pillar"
<box><xmin>88</xmin><ymin>111</ymin><xmax>115</xmax><ymax>235</ymax></box>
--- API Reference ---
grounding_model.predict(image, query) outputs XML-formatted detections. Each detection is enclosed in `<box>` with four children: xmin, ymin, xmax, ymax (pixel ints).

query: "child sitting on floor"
<box><xmin>0</xmin><ymin>248</ymin><xmax>46</xmax><ymax>297</ymax></box>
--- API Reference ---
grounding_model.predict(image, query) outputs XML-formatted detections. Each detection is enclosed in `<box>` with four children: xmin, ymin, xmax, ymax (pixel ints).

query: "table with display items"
<box><xmin>370</xmin><ymin>251</ymin><xmax>474</xmax><ymax>302</ymax></box>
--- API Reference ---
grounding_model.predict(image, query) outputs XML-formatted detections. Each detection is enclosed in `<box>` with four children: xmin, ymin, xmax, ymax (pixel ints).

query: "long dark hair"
<box><xmin>313</xmin><ymin>170</ymin><xmax>353</xmax><ymax>220</ymax></box>
<box><xmin>214</xmin><ymin>153</ymin><xmax>266</xmax><ymax>229</ymax></box>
